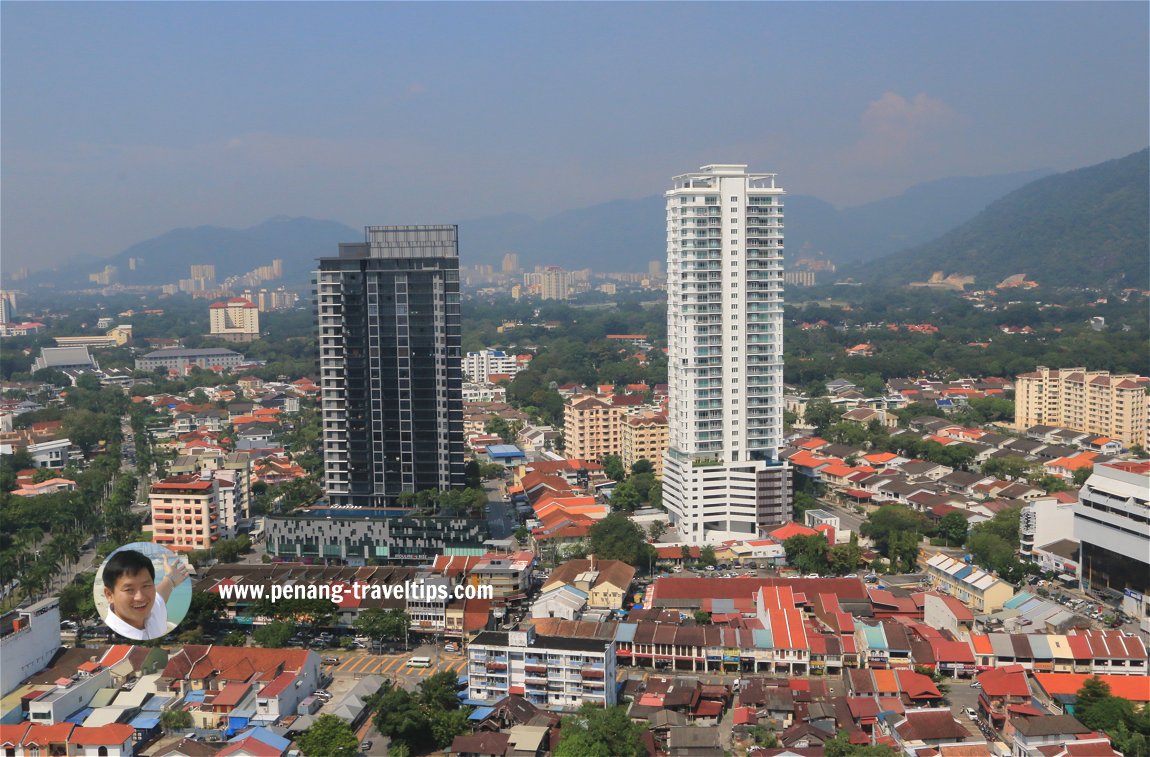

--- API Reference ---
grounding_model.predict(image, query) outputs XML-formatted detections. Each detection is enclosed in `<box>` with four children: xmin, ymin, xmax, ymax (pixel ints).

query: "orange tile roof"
<box><xmin>1032</xmin><ymin>673</ymin><xmax>1150</xmax><ymax>702</ymax></box>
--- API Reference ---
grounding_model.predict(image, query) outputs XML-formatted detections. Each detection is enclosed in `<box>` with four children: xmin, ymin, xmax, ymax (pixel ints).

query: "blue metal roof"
<box><xmin>65</xmin><ymin>708</ymin><xmax>93</xmax><ymax>724</ymax></box>
<box><xmin>753</xmin><ymin>628</ymin><xmax>773</xmax><ymax>649</ymax></box>
<box><xmin>130</xmin><ymin>715</ymin><xmax>160</xmax><ymax>730</ymax></box>
<box><xmin>614</xmin><ymin>623</ymin><xmax>638</xmax><ymax>643</ymax></box>
<box><xmin>468</xmin><ymin>706</ymin><xmax>495</xmax><ymax>721</ymax></box>
<box><xmin>711</xmin><ymin>598</ymin><xmax>735</xmax><ymax>614</ymax></box>
<box><xmin>487</xmin><ymin>445</ymin><xmax>524</xmax><ymax>458</ymax></box>
<box><xmin>1004</xmin><ymin>592</ymin><xmax>1035</xmax><ymax>609</ymax></box>
<box><xmin>954</xmin><ymin>565</ymin><xmax>974</xmax><ymax>580</ymax></box>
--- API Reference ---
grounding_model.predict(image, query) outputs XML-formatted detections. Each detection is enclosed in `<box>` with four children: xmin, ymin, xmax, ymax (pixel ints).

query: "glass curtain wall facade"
<box><xmin>316</xmin><ymin>225</ymin><xmax>465</xmax><ymax>508</ymax></box>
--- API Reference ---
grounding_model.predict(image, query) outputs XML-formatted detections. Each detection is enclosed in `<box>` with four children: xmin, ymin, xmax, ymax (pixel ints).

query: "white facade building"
<box><xmin>466</xmin><ymin>625</ymin><xmax>616</xmax><ymax>710</ymax></box>
<box><xmin>662</xmin><ymin>165</ymin><xmax>791</xmax><ymax>545</ymax></box>
<box><xmin>1019</xmin><ymin>494</ymin><xmax>1077</xmax><ymax>558</ymax></box>
<box><xmin>1075</xmin><ymin>461</ymin><xmax>1150</xmax><ymax>631</ymax></box>
<box><xmin>0</xmin><ymin>599</ymin><xmax>61</xmax><ymax>697</ymax></box>
<box><xmin>462</xmin><ymin>349</ymin><xmax>520</xmax><ymax>382</ymax></box>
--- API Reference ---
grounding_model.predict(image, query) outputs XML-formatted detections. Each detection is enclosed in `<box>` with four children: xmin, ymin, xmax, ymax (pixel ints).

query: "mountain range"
<box><xmin>851</xmin><ymin>148</ymin><xmax>1149</xmax><ymax>289</ymax></box>
<box><xmin>46</xmin><ymin>157</ymin><xmax>1145</xmax><ymax>288</ymax></box>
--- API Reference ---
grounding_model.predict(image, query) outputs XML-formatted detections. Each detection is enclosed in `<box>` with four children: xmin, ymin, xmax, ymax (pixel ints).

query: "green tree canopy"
<box><xmin>296</xmin><ymin>714</ymin><xmax>360</xmax><ymax>757</ymax></box>
<box><xmin>588</xmin><ymin>513</ymin><xmax>648</xmax><ymax>565</ymax></box>
<box><xmin>554</xmin><ymin>704</ymin><xmax>645</xmax><ymax>757</ymax></box>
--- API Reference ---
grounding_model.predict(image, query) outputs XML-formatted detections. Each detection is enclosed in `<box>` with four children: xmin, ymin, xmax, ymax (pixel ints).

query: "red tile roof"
<box><xmin>977</xmin><ymin>665</ymin><xmax>1030</xmax><ymax>698</ymax></box>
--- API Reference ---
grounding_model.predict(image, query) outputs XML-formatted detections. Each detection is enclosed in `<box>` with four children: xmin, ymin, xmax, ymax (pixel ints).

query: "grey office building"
<box><xmin>316</xmin><ymin>226</ymin><xmax>465</xmax><ymax>508</ymax></box>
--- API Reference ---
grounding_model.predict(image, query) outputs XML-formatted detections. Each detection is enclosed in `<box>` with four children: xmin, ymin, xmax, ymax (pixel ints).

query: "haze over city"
<box><xmin>2</xmin><ymin>1</ymin><xmax>1147</xmax><ymax>272</ymax></box>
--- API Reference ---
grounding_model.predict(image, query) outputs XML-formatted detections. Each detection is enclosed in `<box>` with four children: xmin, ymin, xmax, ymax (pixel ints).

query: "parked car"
<box><xmin>970</xmin><ymin>680</ymin><xmax>982</xmax><ymax>688</ymax></box>
<box><xmin>360</xmin><ymin>741</ymin><xmax>373</xmax><ymax>752</ymax></box>
<box><xmin>965</xmin><ymin>707</ymin><xmax>978</xmax><ymax>720</ymax></box>
<box><xmin>323</xmin><ymin>657</ymin><xmax>340</xmax><ymax>665</ymax></box>
<box><xmin>444</xmin><ymin>642</ymin><xmax>459</xmax><ymax>652</ymax></box>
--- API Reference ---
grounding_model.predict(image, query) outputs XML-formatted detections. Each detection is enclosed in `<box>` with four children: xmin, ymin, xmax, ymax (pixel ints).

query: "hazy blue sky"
<box><xmin>2</xmin><ymin>2</ymin><xmax>1147</xmax><ymax>271</ymax></box>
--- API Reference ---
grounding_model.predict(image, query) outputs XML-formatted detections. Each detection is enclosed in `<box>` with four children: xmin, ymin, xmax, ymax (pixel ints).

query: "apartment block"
<box><xmin>208</xmin><ymin>297</ymin><xmax>260</xmax><ymax>343</ymax></box>
<box><xmin>462</xmin><ymin>349</ymin><xmax>521</xmax><ymax>382</ymax></box>
<box><xmin>316</xmin><ymin>225</ymin><xmax>465</xmax><ymax>507</ymax></box>
<box><xmin>149</xmin><ymin>473</ymin><xmax>220</xmax><ymax>552</ymax></box>
<box><xmin>466</xmin><ymin>625</ymin><xmax>617</xmax><ymax>710</ymax></box>
<box><xmin>924</xmin><ymin>552</ymin><xmax>1015</xmax><ymax>613</ymax></box>
<box><xmin>1015</xmin><ymin>367</ymin><xmax>1148</xmax><ymax>448</ymax></box>
<box><xmin>621</xmin><ymin>413</ymin><xmax>669</xmax><ymax>478</ymax></box>
<box><xmin>662</xmin><ymin>165</ymin><xmax>791</xmax><ymax>545</ymax></box>
<box><xmin>564</xmin><ymin>395</ymin><xmax>623</xmax><ymax>462</ymax></box>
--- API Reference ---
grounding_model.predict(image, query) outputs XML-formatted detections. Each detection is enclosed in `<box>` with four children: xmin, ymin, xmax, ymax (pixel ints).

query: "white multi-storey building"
<box><xmin>462</xmin><ymin>349</ymin><xmax>520</xmax><ymax>382</ymax></box>
<box><xmin>466</xmin><ymin>625</ymin><xmax>616</xmax><ymax>710</ymax></box>
<box><xmin>662</xmin><ymin>165</ymin><xmax>791</xmax><ymax>544</ymax></box>
<box><xmin>1075</xmin><ymin>460</ymin><xmax>1150</xmax><ymax>631</ymax></box>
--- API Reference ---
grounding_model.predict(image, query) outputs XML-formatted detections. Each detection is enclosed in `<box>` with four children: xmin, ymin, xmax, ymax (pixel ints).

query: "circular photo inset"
<box><xmin>94</xmin><ymin>542</ymin><xmax>192</xmax><ymax>641</ymax></box>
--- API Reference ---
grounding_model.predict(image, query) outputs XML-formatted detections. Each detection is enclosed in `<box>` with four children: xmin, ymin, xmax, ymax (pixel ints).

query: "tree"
<box><xmin>824</xmin><ymin>729</ymin><xmax>900</xmax><ymax>757</ymax></box>
<box><xmin>429</xmin><ymin>708</ymin><xmax>472</xmax><ymax>749</ymax></box>
<box><xmin>828</xmin><ymin>539</ymin><xmax>863</xmax><ymax>575</ymax></box>
<box><xmin>608</xmin><ymin>481</ymin><xmax>641</xmax><ymax>512</ymax></box>
<box><xmin>698</xmin><ymin>545</ymin><xmax>717</xmax><ymax>567</ymax></box>
<box><xmin>980</xmin><ymin>455</ymin><xmax>1035</xmax><ymax>481</ymax></box>
<box><xmin>253</xmin><ymin>621</ymin><xmax>294</xmax><ymax>648</ymax></box>
<box><xmin>373</xmin><ymin>684</ymin><xmax>431</xmax><ymax>754</ymax></box>
<box><xmin>693</xmin><ymin>610</ymin><xmax>712</xmax><ymax>625</ymax></box>
<box><xmin>938</xmin><ymin>511</ymin><xmax>970</xmax><ymax>547</ymax></box>
<box><xmin>784</xmin><ymin>535</ymin><xmax>830</xmax><ymax>575</ymax></box>
<box><xmin>355</xmin><ymin>608</ymin><xmax>410</xmax><ymax>644</ymax></box>
<box><xmin>160</xmin><ymin>709</ymin><xmax>193</xmax><ymax>733</ymax></box>
<box><xmin>588</xmin><ymin>513</ymin><xmax>648</xmax><ymax>564</ymax></box>
<box><xmin>648</xmin><ymin>521</ymin><xmax>667</xmax><ymax>541</ymax></box>
<box><xmin>296</xmin><ymin>714</ymin><xmax>360</xmax><ymax>757</ymax></box>
<box><xmin>555</xmin><ymin>704</ymin><xmax>645</xmax><ymax>757</ymax></box>
<box><xmin>57</xmin><ymin>572</ymin><xmax>97</xmax><ymax>622</ymax></box>
<box><xmin>1072</xmin><ymin>466</ymin><xmax>1093</xmax><ymax>488</ymax></box>
<box><xmin>631</xmin><ymin>458</ymin><xmax>654</xmax><ymax>476</ymax></box>
<box><xmin>860</xmin><ymin>505</ymin><xmax>932</xmax><ymax>560</ymax></box>
<box><xmin>602</xmin><ymin>454</ymin><xmax>626</xmax><ymax>482</ymax></box>
<box><xmin>419</xmin><ymin>671</ymin><xmax>462</xmax><ymax>712</ymax></box>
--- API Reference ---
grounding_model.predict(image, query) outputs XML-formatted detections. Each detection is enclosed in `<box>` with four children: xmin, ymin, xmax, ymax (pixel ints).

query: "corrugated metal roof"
<box><xmin>990</xmin><ymin>634</ymin><xmax>1015</xmax><ymax>658</ymax></box>
<box><xmin>614</xmin><ymin>623</ymin><xmax>638</xmax><ymax>643</ymax></box>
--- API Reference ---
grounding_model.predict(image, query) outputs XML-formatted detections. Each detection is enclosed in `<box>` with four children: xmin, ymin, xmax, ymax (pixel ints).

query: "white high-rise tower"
<box><xmin>662</xmin><ymin>165</ymin><xmax>792</xmax><ymax>545</ymax></box>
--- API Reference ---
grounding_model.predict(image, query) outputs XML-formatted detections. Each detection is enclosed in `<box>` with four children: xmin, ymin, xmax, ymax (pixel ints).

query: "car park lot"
<box><xmin>327</xmin><ymin>650</ymin><xmax>469</xmax><ymax>684</ymax></box>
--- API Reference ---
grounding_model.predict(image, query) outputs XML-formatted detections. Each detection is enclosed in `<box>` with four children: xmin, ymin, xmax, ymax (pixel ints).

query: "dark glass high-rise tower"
<box><xmin>316</xmin><ymin>225</ymin><xmax>465</xmax><ymax>508</ymax></box>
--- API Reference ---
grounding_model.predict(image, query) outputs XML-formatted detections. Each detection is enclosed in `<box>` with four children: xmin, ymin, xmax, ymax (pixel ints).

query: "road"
<box><xmin>814</xmin><ymin>497</ymin><xmax>867</xmax><ymax>534</ymax></box>
<box><xmin>483</xmin><ymin>480</ymin><xmax>515</xmax><ymax>539</ymax></box>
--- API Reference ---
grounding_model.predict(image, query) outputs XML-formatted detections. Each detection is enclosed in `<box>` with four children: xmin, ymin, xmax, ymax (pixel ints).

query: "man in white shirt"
<box><xmin>102</xmin><ymin>549</ymin><xmax>189</xmax><ymax>640</ymax></box>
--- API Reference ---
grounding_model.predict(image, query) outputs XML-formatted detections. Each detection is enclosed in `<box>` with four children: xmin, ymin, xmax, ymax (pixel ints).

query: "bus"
<box><xmin>406</xmin><ymin>656</ymin><xmax>431</xmax><ymax>668</ymax></box>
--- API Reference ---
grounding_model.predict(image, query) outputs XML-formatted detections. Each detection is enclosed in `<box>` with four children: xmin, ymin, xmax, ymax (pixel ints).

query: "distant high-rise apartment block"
<box><xmin>0</xmin><ymin>290</ymin><xmax>15</xmax><ymax>324</ymax></box>
<box><xmin>242</xmin><ymin>287</ymin><xmax>299</xmax><ymax>312</ymax></box>
<box><xmin>208</xmin><ymin>297</ymin><xmax>260</xmax><ymax>343</ymax></box>
<box><xmin>316</xmin><ymin>226</ymin><xmax>465</xmax><ymax>508</ymax></box>
<box><xmin>190</xmin><ymin>264</ymin><xmax>217</xmax><ymax>281</ymax></box>
<box><xmin>662</xmin><ymin>165</ymin><xmax>791</xmax><ymax>545</ymax></box>
<box><xmin>501</xmin><ymin>253</ymin><xmax>520</xmax><ymax>274</ymax></box>
<box><xmin>1015</xmin><ymin>366</ymin><xmax>1148</xmax><ymax>448</ymax></box>
<box><xmin>538</xmin><ymin>266</ymin><xmax>572</xmax><ymax>300</ymax></box>
<box><xmin>648</xmin><ymin>260</ymin><xmax>663</xmax><ymax>278</ymax></box>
